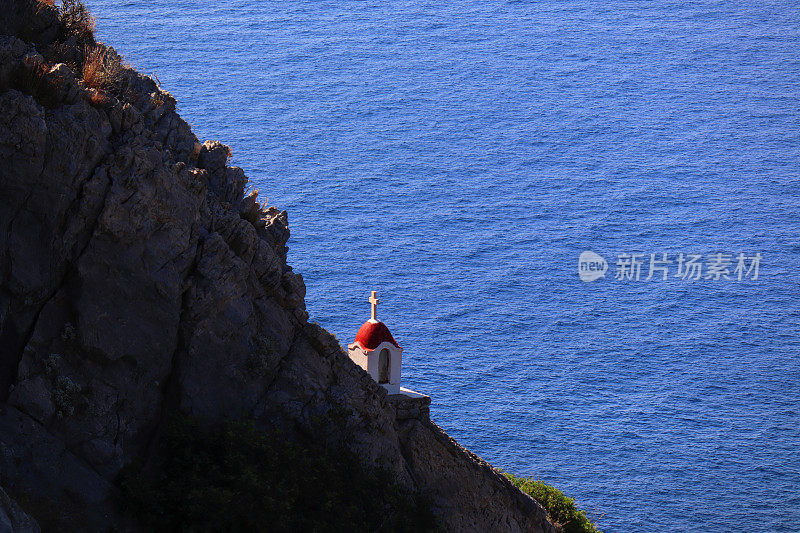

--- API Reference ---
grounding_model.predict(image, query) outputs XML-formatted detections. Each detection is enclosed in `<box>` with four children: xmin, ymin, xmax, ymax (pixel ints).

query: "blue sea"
<box><xmin>88</xmin><ymin>1</ymin><xmax>800</xmax><ymax>531</ymax></box>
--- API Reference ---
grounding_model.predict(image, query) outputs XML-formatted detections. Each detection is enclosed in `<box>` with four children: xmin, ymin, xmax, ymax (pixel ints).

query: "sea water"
<box><xmin>88</xmin><ymin>1</ymin><xmax>800</xmax><ymax>531</ymax></box>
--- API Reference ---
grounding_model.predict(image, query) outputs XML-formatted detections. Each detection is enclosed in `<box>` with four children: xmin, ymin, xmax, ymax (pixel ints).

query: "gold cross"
<box><xmin>368</xmin><ymin>291</ymin><xmax>379</xmax><ymax>321</ymax></box>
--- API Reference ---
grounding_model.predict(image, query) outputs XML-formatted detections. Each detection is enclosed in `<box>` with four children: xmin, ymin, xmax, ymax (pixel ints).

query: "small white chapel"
<box><xmin>348</xmin><ymin>291</ymin><xmax>426</xmax><ymax>399</ymax></box>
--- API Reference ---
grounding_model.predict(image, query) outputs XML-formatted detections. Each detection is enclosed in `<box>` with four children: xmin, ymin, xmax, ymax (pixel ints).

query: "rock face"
<box><xmin>0</xmin><ymin>2</ymin><xmax>554</xmax><ymax>531</ymax></box>
<box><xmin>0</xmin><ymin>486</ymin><xmax>39</xmax><ymax>533</ymax></box>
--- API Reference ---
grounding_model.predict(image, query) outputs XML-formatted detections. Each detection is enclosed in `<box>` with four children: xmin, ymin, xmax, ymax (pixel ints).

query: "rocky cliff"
<box><xmin>0</xmin><ymin>2</ymin><xmax>554</xmax><ymax>531</ymax></box>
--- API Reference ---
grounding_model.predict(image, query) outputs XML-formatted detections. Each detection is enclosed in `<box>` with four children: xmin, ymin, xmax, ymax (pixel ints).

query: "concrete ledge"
<box><xmin>387</xmin><ymin>388</ymin><xmax>431</xmax><ymax>421</ymax></box>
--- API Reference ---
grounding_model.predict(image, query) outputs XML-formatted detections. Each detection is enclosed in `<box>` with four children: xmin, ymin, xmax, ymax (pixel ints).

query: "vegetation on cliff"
<box><xmin>8</xmin><ymin>0</ymin><xmax>130</xmax><ymax>109</ymax></box>
<box><xmin>505</xmin><ymin>473</ymin><xmax>601</xmax><ymax>533</ymax></box>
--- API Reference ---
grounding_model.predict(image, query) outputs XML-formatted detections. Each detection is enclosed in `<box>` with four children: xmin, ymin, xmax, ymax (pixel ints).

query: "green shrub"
<box><xmin>118</xmin><ymin>415</ymin><xmax>441</xmax><ymax>532</ymax></box>
<box><xmin>52</xmin><ymin>375</ymin><xmax>81</xmax><ymax>418</ymax></box>
<box><xmin>505</xmin><ymin>473</ymin><xmax>601</xmax><ymax>533</ymax></box>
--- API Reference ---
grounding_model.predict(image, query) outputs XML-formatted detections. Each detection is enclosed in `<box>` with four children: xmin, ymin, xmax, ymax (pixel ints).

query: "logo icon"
<box><xmin>578</xmin><ymin>251</ymin><xmax>607</xmax><ymax>282</ymax></box>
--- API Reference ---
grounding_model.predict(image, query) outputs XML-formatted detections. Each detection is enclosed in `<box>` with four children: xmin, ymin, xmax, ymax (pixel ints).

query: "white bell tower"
<box><xmin>348</xmin><ymin>291</ymin><xmax>430</xmax><ymax>420</ymax></box>
<box><xmin>348</xmin><ymin>291</ymin><xmax>404</xmax><ymax>394</ymax></box>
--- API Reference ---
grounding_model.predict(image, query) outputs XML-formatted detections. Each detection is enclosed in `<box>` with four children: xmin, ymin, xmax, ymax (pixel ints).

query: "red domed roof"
<box><xmin>353</xmin><ymin>320</ymin><xmax>400</xmax><ymax>351</ymax></box>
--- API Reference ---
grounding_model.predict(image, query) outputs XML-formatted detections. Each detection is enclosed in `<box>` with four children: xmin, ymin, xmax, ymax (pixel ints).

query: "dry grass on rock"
<box><xmin>58</xmin><ymin>0</ymin><xmax>96</xmax><ymax>42</ymax></box>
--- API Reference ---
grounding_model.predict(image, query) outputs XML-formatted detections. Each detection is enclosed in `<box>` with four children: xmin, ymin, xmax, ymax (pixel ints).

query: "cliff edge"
<box><xmin>0</xmin><ymin>2</ymin><xmax>554</xmax><ymax>531</ymax></box>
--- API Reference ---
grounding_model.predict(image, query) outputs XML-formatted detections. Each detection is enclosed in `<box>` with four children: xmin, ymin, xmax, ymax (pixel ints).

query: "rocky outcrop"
<box><xmin>0</xmin><ymin>2</ymin><xmax>554</xmax><ymax>531</ymax></box>
<box><xmin>0</xmin><ymin>486</ymin><xmax>39</xmax><ymax>533</ymax></box>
